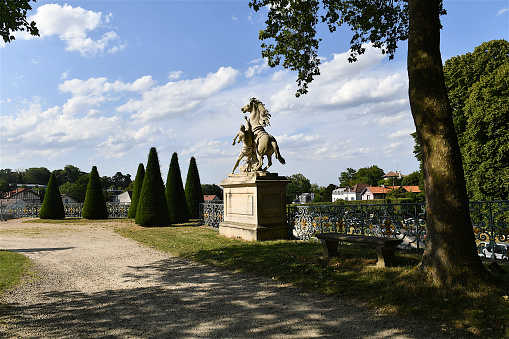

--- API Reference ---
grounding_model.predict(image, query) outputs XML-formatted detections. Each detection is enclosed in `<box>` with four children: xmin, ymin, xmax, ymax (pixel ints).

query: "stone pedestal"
<box><xmin>219</xmin><ymin>172</ymin><xmax>290</xmax><ymax>241</ymax></box>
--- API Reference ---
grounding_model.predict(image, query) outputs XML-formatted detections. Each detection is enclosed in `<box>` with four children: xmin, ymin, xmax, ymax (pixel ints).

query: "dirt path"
<box><xmin>0</xmin><ymin>219</ymin><xmax>462</xmax><ymax>338</ymax></box>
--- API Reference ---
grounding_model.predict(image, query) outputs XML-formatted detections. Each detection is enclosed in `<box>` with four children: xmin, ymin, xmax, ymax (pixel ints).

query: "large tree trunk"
<box><xmin>407</xmin><ymin>0</ymin><xmax>489</xmax><ymax>286</ymax></box>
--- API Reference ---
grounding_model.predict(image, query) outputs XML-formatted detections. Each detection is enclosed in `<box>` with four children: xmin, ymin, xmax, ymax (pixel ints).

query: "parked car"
<box><xmin>478</xmin><ymin>242</ymin><xmax>509</xmax><ymax>260</ymax></box>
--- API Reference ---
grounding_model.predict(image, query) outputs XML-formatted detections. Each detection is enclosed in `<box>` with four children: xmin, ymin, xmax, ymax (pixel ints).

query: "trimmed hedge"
<box><xmin>82</xmin><ymin>166</ymin><xmax>108</xmax><ymax>219</ymax></box>
<box><xmin>135</xmin><ymin>147</ymin><xmax>171</xmax><ymax>227</ymax></box>
<box><xmin>127</xmin><ymin>163</ymin><xmax>145</xmax><ymax>218</ymax></box>
<box><xmin>39</xmin><ymin>173</ymin><xmax>65</xmax><ymax>219</ymax></box>
<box><xmin>165</xmin><ymin>152</ymin><xmax>190</xmax><ymax>224</ymax></box>
<box><xmin>184</xmin><ymin>157</ymin><xmax>204</xmax><ymax>219</ymax></box>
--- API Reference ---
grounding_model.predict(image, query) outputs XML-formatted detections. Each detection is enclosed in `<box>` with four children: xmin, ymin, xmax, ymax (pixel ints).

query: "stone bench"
<box><xmin>315</xmin><ymin>233</ymin><xmax>403</xmax><ymax>267</ymax></box>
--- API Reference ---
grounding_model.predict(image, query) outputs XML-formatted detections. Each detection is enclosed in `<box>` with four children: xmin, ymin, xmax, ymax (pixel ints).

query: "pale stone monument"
<box><xmin>219</xmin><ymin>98</ymin><xmax>289</xmax><ymax>241</ymax></box>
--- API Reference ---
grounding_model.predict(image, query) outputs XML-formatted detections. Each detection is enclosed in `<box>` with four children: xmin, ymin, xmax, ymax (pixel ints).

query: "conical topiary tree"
<box><xmin>135</xmin><ymin>147</ymin><xmax>171</xmax><ymax>227</ymax></box>
<box><xmin>166</xmin><ymin>152</ymin><xmax>190</xmax><ymax>224</ymax></box>
<box><xmin>39</xmin><ymin>173</ymin><xmax>65</xmax><ymax>219</ymax></box>
<box><xmin>82</xmin><ymin>166</ymin><xmax>108</xmax><ymax>219</ymax></box>
<box><xmin>185</xmin><ymin>157</ymin><xmax>204</xmax><ymax>219</ymax></box>
<box><xmin>127</xmin><ymin>163</ymin><xmax>145</xmax><ymax>218</ymax></box>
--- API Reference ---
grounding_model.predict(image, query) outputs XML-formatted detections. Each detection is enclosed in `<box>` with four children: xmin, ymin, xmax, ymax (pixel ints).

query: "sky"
<box><xmin>1</xmin><ymin>1</ymin><xmax>508</xmax><ymax>187</ymax></box>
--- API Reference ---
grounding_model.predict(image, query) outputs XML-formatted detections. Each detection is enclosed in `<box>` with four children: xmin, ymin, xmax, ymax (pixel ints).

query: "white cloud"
<box><xmin>117</xmin><ymin>67</ymin><xmax>240</xmax><ymax>121</ymax></box>
<box><xmin>497</xmin><ymin>8</ymin><xmax>509</xmax><ymax>15</ymax></box>
<box><xmin>21</xmin><ymin>4</ymin><xmax>124</xmax><ymax>57</ymax></box>
<box><xmin>245</xmin><ymin>58</ymin><xmax>269</xmax><ymax>78</ymax></box>
<box><xmin>168</xmin><ymin>71</ymin><xmax>183</xmax><ymax>80</ymax></box>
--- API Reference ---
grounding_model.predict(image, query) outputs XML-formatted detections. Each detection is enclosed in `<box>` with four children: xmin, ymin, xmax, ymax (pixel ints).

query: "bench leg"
<box><xmin>320</xmin><ymin>239</ymin><xmax>339</xmax><ymax>257</ymax></box>
<box><xmin>374</xmin><ymin>245</ymin><xmax>396</xmax><ymax>267</ymax></box>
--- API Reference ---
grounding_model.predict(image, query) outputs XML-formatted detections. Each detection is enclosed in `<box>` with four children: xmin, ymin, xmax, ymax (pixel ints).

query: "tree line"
<box><xmin>34</xmin><ymin>148</ymin><xmax>206</xmax><ymax>226</ymax></box>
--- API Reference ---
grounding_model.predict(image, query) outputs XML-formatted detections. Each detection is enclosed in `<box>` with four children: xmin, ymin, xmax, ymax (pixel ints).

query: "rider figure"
<box><xmin>231</xmin><ymin>116</ymin><xmax>256</xmax><ymax>174</ymax></box>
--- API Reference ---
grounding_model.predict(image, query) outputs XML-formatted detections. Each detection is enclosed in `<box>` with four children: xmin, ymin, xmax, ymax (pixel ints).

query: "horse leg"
<box><xmin>264</xmin><ymin>153</ymin><xmax>272</xmax><ymax>171</ymax></box>
<box><xmin>271</xmin><ymin>140</ymin><xmax>286</xmax><ymax>164</ymax></box>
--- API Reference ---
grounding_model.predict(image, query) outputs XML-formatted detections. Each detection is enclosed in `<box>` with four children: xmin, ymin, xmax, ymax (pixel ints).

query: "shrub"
<box><xmin>39</xmin><ymin>173</ymin><xmax>65</xmax><ymax>219</ymax></box>
<box><xmin>82</xmin><ymin>166</ymin><xmax>108</xmax><ymax>219</ymax></box>
<box><xmin>184</xmin><ymin>157</ymin><xmax>204</xmax><ymax>219</ymax></box>
<box><xmin>135</xmin><ymin>147</ymin><xmax>171</xmax><ymax>227</ymax></box>
<box><xmin>127</xmin><ymin>163</ymin><xmax>145</xmax><ymax>218</ymax></box>
<box><xmin>166</xmin><ymin>152</ymin><xmax>190</xmax><ymax>224</ymax></box>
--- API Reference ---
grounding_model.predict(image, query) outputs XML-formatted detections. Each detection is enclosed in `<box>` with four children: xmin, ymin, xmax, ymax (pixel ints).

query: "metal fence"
<box><xmin>200</xmin><ymin>200</ymin><xmax>509</xmax><ymax>259</ymax></box>
<box><xmin>0</xmin><ymin>202</ymin><xmax>131</xmax><ymax>219</ymax></box>
<box><xmin>199</xmin><ymin>201</ymin><xmax>224</xmax><ymax>228</ymax></box>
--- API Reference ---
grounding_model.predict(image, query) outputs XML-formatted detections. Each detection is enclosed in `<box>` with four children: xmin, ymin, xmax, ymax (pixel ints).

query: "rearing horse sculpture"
<box><xmin>241</xmin><ymin>98</ymin><xmax>285</xmax><ymax>171</ymax></box>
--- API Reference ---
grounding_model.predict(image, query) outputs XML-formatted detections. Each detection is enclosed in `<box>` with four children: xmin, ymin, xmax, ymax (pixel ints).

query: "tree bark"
<box><xmin>407</xmin><ymin>0</ymin><xmax>489</xmax><ymax>286</ymax></box>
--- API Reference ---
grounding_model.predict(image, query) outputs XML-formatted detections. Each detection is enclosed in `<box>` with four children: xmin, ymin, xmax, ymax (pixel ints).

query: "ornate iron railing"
<box><xmin>287</xmin><ymin>203</ymin><xmax>427</xmax><ymax>251</ymax></box>
<box><xmin>199</xmin><ymin>200</ymin><xmax>509</xmax><ymax>259</ymax></box>
<box><xmin>199</xmin><ymin>202</ymin><xmax>224</xmax><ymax>228</ymax></box>
<box><xmin>0</xmin><ymin>202</ymin><xmax>131</xmax><ymax>219</ymax></box>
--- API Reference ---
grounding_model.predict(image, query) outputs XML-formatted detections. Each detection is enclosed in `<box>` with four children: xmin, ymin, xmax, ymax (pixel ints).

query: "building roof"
<box><xmin>351</xmin><ymin>183</ymin><xmax>368</xmax><ymax>193</ymax></box>
<box><xmin>401</xmin><ymin>186</ymin><xmax>421</xmax><ymax>193</ymax></box>
<box><xmin>204</xmin><ymin>195</ymin><xmax>220</xmax><ymax>201</ymax></box>
<box><xmin>383</xmin><ymin>171</ymin><xmax>406</xmax><ymax>178</ymax></box>
<box><xmin>364</xmin><ymin>186</ymin><xmax>391</xmax><ymax>194</ymax></box>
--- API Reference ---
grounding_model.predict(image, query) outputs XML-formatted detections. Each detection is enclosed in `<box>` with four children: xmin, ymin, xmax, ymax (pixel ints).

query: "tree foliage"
<box><xmin>462</xmin><ymin>64</ymin><xmax>509</xmax><ymax>200</ymax></box>
<box><xmin>286</xmin><ymin>173</ymin><xmax>312</xmax><ymax>203</ymax></box>
<box><xmin>135</xmin><ymin>147</ymin><xmax>171</xmax><ymax>227</ymax></box>
<box><xmin>128</xmin><ymin>163</ymin><xmax>145</xmax><ymax>218</ymax></box>
<box><xmin>443</xmin><ymin>40</ymin><xmax>509</xmax><ymax>201</ymax></box>
<box><xmin>0</xmin><ymin>0</ymin><xmax>39</xmax><ymax>43</ymax></box>
<box><xmin>249</xmin><ymin>0</ymin><xmax>418</xmax><ymax>96</ymax></box>
<box><xmin>339</xmin><ymin>166</ymin><xmax>385</xmax><ymax>187</ymax></box>
<box><xmin>166</xmin><ymin>152</ymin><xmax>190</xmax><ymax>224</ymax></box>
<box><xmin>82</xmin><ymin>166</ymin><xmax>108</xmax><ymax>219</ymax></box>
<box><xmin>184</xmin><ymin>157</ymin><xmax>204</xmax><ymax>219</ymax></box>
<box><xmin>39</xmin><ymin>173</ymin><xmax>65</xmax><ymax>219</ymax></box>
<box><xmin>201</xmin><ymin>184</ymin><xmax>223</xmax><ymax>197</ymax></box>
<box><xmin>59</xmin><ymin>174</ymin><xmax>89</xmax><ymax>203</ymax></box>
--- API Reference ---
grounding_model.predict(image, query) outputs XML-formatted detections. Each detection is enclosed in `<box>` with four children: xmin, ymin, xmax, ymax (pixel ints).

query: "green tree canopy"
<box><xmin>445</xmin><ymin>39</ymin><xmax>509</xmax><ymax>141</ymax></box>
<box><xmin>22</xmin><ymin>167</ymin><xmax>50</xmax><ymax>185</ymax></box>
<box><xmin>443</xmin><ymin>40</ymin><xmax>509</xmax><ymax>201</ymax></box>
<box><xmin>0</xmin><ymin>0</ymin><xmax>39</xmax><ymax>43</ymax></box>
<box><xmin>135</xmin><ymin>147</ymin><xmax>171</xmax><ymax>227</ymax></box>
<box><xmin>59</xmin><ymin>173</ymin><xmax>89</xmax><ymax>203</ymax></box>
<box><xmin>201</xmin><ymin>184</ymin><xmax>223</xmax><ymax>197</ymax></box>
<box><xmin>128</xmin><ymin>163</ymin><xmax>145</xmax><ymax>218</ymax></box>
<box><xmin>185</xmin><ymin>157</ymin><xmax>204</xmax><ymax>219</ymax></box>
<box><xmin>166</xmin><ymin>152</ymin><xmax>190</xmax><ymax>224</ymax></box>
<box><xmin>82</xmin><ymin>166</ymin><xmax>108</xmax><ymax>219</ymax></box>
<box><xmin>39</xmin><ymin>173</ymin><xmax>65</xmax><ymax>219</ymax></box>
<box><xmin>462</xmin><ymin>64</ymin><xmax>509</xmax><ymax>201</ymax></box>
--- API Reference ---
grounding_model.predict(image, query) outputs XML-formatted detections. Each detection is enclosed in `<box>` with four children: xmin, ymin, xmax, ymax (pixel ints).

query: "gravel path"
<box><xmin>0</xmin><ymin>219</ymin><xmax>465</xmax><ymax>338</ymax></box>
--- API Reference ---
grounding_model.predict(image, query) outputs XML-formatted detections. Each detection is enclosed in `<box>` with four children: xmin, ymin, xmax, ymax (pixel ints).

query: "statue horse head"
<box><xmin>241</xmin><ymin>97</ymin><xmax>271</xmax><ymax>128</ymax></box>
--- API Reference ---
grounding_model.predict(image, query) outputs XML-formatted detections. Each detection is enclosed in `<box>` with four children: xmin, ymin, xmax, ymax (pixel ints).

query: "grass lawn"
<box><xmin>116</xmin><ymin>222</ymin><xmax>509</xmax><ymax>338</ymax></box>
<box><xmin>0</xmin><ymin>250</ymin><xmax>33</xmax><ymax>316</ymax></box>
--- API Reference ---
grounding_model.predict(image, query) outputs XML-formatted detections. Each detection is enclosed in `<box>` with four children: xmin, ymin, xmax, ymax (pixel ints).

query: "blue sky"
<box><xmin>1</xmin><ymin>1</ymin><xmax>508</xmax><ymax>187</ymax></box>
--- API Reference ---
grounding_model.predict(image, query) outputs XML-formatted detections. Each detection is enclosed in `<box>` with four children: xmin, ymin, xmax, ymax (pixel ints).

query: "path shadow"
<box><xmin>1</xmin><ymin>255</ymin><xmax>463</xmax><ymax>338</ymax></box>
<box><xmin>7</xmin><ymin>247</ymin><xmax>75</xmax><ymax>253</ymax></box>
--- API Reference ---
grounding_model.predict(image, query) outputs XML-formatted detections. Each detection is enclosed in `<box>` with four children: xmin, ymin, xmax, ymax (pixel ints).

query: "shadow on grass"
<box><xmin>2</xmin><ymin>256</ymin><xmax>453</xmax><ymax>339</ymax></box>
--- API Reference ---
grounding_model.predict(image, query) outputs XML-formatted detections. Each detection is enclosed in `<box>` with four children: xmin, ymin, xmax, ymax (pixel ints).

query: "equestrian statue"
<box><xmin>231</xmin><ymin>98</ymin><xmax>285</xmax><ymax>173</ymax></box>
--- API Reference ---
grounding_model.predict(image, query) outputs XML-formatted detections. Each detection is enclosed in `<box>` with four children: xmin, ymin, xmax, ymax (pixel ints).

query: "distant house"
<box><xmin>0</xmin><ymin>199</ymin><xmax>28</xmax><ymax>208</ymax></box>
<box><xmin>2</xmin><ymin>188</ymin><xmax>41</xmax><ymax>204</ymax></box>
<box><xmin>332</xmin><ymin>183</ymin><xmax>368</xmax><ymax>201</ymax></box>
<box><xmin>61</xmin><ymin>193</ymin><xmax>78</xmax><ymax>204</ymax></box>
<box><xmin>115</xmin><ymin>191</ymin><xmax>132</xmax><ymax>203</ymax></box>
<box><xmin>204</xmin><ymin>195</ymin><xmax>221</xmax><ymax>202</ymax></box>
<box><xmin>332</xmin><ymin>187</ymin><xmax>356</xmax><ymax>201</ymax></box>
<box><xmin>361</xmin><ymin>186</ymin><xmax>391</xmax><ymax>200</ymax></box>
<box><xmin>292</xmin><ymin>193</ymin><xmax>315</xmax><ymax>204</ymax></box>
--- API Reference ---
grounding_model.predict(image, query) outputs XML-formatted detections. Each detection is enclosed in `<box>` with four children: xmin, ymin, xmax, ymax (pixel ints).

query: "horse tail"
<box><xmin>271</xmin><ymin>141</ymin><xmax>286</xmax><ymax>165</ymax></box>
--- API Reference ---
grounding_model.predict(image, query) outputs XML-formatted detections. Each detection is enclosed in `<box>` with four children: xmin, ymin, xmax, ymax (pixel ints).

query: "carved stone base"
<box><xmin>219</xmin><ymin>172</ymin><xmax>290</xmax><ymax>241</ymax></box>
